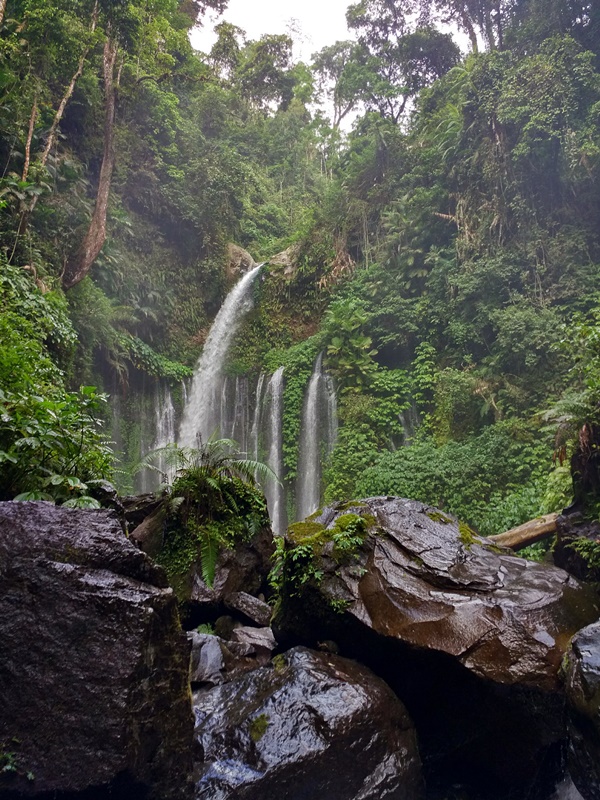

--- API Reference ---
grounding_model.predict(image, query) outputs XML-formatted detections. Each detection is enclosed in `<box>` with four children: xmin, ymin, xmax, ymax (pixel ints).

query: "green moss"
<box><xmin>287</xmin><ymin>521</ymin><xmax>326</xmax><ymax>543</ymax></box>
<box><xmin>458</xmin><ymin>521</ymin><xmax>477</xmax><ymax>549</ymax></box>
<box><xmin>336</xmin><ymin>500</ymin><xmax>368</xmax><ymax>512</ymax></box>
<box><xmin>272</xmin><ymin>654</ymin><xmax>287</xmax><ymax>673</ymax></box>
<box><xmin>250</xmin><ymin>714</ymin><xmax>269</xmax><ymax>742</ymax></box>
<box><xmin>426</xmin><ymin>510</ymin><xmax>453</xmax><ymax>524</ymax></box>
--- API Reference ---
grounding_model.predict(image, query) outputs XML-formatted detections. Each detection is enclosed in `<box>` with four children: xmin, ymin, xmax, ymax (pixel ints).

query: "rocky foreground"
<box><xmin>2</xmin><ymin>498</ymin><xmax>600</xmax><ymax>800</ymax></box>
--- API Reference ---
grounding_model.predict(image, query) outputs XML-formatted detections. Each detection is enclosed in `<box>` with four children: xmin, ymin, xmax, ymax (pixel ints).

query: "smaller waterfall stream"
<box><xmin>263</xmin><ymin>367</ymin><xmax>286</xmax><ymax>535</ymax></box>
<box><xmin>152</xmin><ymin>382</ymin><xmax>176</xmax><ymax>483</ymax></box>
<box><xmin>296</xmin><ymin>353</ymin><xmax>338</xmax><ymax>521</ymax></box>
<box><xmin>179</xmin><ymin>265</ymin><xmax>262</xmax><ymax>447</ymax></box>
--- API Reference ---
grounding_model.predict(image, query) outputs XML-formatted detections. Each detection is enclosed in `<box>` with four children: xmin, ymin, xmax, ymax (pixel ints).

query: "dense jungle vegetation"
<box><xmin>1</xmin><ymin>0</ymin><xmax>600</xmax><ymax>536</ymax></box>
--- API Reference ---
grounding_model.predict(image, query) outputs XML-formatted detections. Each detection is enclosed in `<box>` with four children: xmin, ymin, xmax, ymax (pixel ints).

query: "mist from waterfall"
<box><xmin>178</xmin><ymin>265</ymin><xmax>262</xmax><ymax>448</ymax></box>
<box><xmin>296</xmin><ymin>353</ymin><xmax>338</xmax><ymax>521</ymax></box>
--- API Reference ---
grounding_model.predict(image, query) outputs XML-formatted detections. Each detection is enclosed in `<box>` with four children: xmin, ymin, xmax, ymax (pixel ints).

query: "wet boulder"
<box><xmin>273</xmin><ymin>497</ymin><xmax>600</xmax><ymax>798</ymax></box>
<box><xmin>192</xmin><ymin>646</ymin><xmax>423</xmax><ymax>800</ymax></box>
<box><xmin>183</xmin><ymin>526</ymin><xmax>274</xmax><ymax>623</ymax></box>
<box><xmin>188</xmin><ymin>631</ymin><xmax>259</xmax><ymax>686</ymax></box>
<box><xmin>554</xmin><ymin>512</ymin><xmax>600</xmax><ymax>583</ymax></box>
<box><xmin>224</xmin><ymin>591</ymin><xmax>272</xmax><ymax>627</ymax></box>
<box><xmin>0</xmin><ymin>502</ymin><xmax>193</xmax><ymax>800</ymax></box>
<box><xmin>564</xmin><ymin>621</ymin><xmax>600</xmax><ymax>800</ymax></box>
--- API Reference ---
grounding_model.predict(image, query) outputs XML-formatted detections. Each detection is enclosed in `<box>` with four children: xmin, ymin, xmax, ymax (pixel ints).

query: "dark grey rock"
<box><xmin>188</xmin><ymin>632</ymin><xmax>259</xmax><ymax>686</ymax></box>
<box><xmin>224</xmin><ymin>591</ymin><xmax>272</xmax><ymax>627</ymax></box>
<box><xmin>274</xmin><ymin>497</ymin><xmax>600</xmax><ymax>798</ymax></box>
<box><xmin>229</xmin><ymin>626</ymin><xmax>276</xmax><ymax>664</ymax></box>
<box><xmin>565</xmin><ymin>621</ymin><xmax>600</xmax><ymax>800</ymax></box>
<box><xmin>192</xmin><ymin>646</ymin><xmax>423</xmax><ymax>800</ymax></box>
<box><xmin>0</xmin><ymin>501</ymin><xmax>193</xmax><ymax>799</ymax></box>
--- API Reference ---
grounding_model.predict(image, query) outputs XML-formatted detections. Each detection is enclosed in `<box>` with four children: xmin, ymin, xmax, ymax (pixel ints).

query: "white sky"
<box><xmin>190</xmin><ymin>0</ymin><xmax>354</xmax><ymax>60</ymax></box>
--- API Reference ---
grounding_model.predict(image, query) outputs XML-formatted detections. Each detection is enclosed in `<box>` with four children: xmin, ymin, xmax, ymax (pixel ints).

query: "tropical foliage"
<box><xmin>1</xmin><ymin>0</ymin><xmax>600</xmax><ymax>536</ymax></box>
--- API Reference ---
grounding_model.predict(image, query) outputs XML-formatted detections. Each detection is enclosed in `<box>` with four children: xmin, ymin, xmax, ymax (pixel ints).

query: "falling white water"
<box><xmin>296</xmin><ymin>353</ymin><xmax>338</xmax><ymax>521</ymax></box>
<box><xmin>179</xmin><ymin>265</ymin><xmax>262</xmax><ymax>448</ymax></box>
<box><xmin>264</xmin><ymin>367</ymin><xmax>286</xmax><ymax>535</ymax></box>
<box><xmin>231</xmin><ymin>376</ymin><xmax>249</xmax><ymax>453</ymax></box>
<box><xmin>325</xmin><ymin>371</ymin><xmax>338</xmax><ymax>457</ymax></box>
<box><xmin>250</xmin><ymin>372</ymin><xmax>266</xmax><ymax>461</ymax></box>
<box><xmin>296</xmin><ymin>354</ymin><xmax>324</xmax><ymax>521</ymax></box>
<box><xmin>152</xmin><ymin>382</ymin><xmax>176</xmax><ymax>483</ymax></box>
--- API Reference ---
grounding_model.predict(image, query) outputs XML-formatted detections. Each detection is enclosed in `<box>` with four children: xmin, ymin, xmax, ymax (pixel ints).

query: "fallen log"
<box><xmin>487</xmin><ymin>512</ymin><xmax>559</xmax><ymax>551</ymax></box>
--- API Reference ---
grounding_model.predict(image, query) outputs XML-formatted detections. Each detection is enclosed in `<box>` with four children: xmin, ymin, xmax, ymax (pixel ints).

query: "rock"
<box><xmin>184</xmin><ymin>527</ymin><xmax>275</xmax><ymax>621</ymax></box>
<box><xmin>268</xmin><ymin>243</ymin><xmax>300</xmax><ymax>280</ymax></box>
<box><xmin>229</xmin><ymin>626</ymin><xmax>277</xmax><ymax>663</ymax></box>
<box><xmin>554</xmin><ymin>512</ymin><xmax>600</xmax><ymax>582</ymax></box>
<box><xmin>224</xmin><ymin>591</ymin><xmax>272</xmax><ymax>627</ymax></box>
<box><xmin>88</xmin><ymin>479</ymin><xmax>125</xmax><ymax>519</ymax></box>
<box><xmin>0</xmin><ymin>502</ymin><xmax>193</xmax><ymax>799</ymax></box>
<box><xmin>188</xmin><ymin>632</ymin><xmax>257</xmax><ymax>686</ymax></box>
<box><xmin>274</xmin><ymin>497</ymin><xmax>600</xmax><ymax>798</ymax></box>
<box><xmin>122</xmin><ymin>492</ymin><xmax>162</xmax><ymax>531</ymax></box>
<box><xmin>226</xmin><ymin>243</ymin><xmax>256</xmax><ymax>282</ymax></box>
<box><xmin>192</xmin><ymin>646</ymin><xmax>423</xmax><ymax>800</ymax></box>
<box><xmin>129</xmin><ymin>503</ymin><xmax>166</xmax><ymax>558</ymax></box>
<box><xmin>564</xmin><ymin>621</ymin><xmax>600</xmax><ymax>800</ymax></box>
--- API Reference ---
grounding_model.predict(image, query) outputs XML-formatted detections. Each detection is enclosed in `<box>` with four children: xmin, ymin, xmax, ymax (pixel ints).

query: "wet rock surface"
<box><xmin>192</xmin><ymin>646</ymin><xmax>423</xmax><ymax>800</ymax></box>
<box><xmin>274</xmin><ymin>497</ymin><xmax>600</xmax><ymax>797</ymax></box>
<box><xmin>224</xmin><ymin>591</ymin><xmax>272</xmax><ymax>627</ymax></box>
<box><xmin>188</xmin><ymin>632</ymin><xmax>259</xmax><ymax>686</ymax></box>
<box><xmin>0</xmin><ymin>502</ymin><xmax>193</xmax><ymax>800</ymax></box>
<box><xmin>554</xmin><ymin>512</ymin><xmax>600</xmax><ymax>583</ymax></box>
<box><xmin>564</xmin><ymin>621</ymin><xmax>600</xmax><ymax>800</ymax></box>
<box><xmin>185</xmin><ymin>527</ymin><xmax>274</xmax><ymax>622</ymax></box>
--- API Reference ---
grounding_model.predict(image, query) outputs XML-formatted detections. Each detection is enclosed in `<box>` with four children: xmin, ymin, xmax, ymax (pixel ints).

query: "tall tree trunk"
<box><xmin>459</xmin><ymin>9</ymin><xmax>479</xmax><ymax>53</ymax></box>
<box><xmin>40</xmin><ymin>4</ymin><xmax>97</xmax><ymax>169</ymax></box>
<box><xmin>62</xmin><ymin>35</ymin><xmax>119</xmax><ymax>290</ymax></box>
<box><xmin>0</xmin><ymin>0</ymin><xmax>7</xmax><ymax>28</ymax></box>
<box><xmin>18</xmin><ymin>3</ymin><xmax>97</xmax><ymax>236</ymax></box>
<box><xmin>22</xmin><ymin>95</ymin><xmax>38</xmax><ymax>182</ymax></box>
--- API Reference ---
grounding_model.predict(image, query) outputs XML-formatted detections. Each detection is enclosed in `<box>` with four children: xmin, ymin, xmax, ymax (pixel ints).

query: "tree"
<box><xmin>237</xmin><ymin>34</ymin><xmax>296</xmax><ymax>111</ymax></box>
<box><xmin>312</xmin><ymin>41</ymin><xmax>363</xmax><ymax>129</ymax></box>
<box><xmin>346</xmin><ymin>2</ymin><xmax>461</xmax><ymax>122</ymax></box>
<box><xmin>61</xmin><ymin>0</ymin><xmax>229</xmax><ymax>289</ymax></box>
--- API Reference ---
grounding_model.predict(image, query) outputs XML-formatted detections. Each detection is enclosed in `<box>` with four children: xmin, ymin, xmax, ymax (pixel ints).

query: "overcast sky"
<box><xmin>190</xmin><ymin>0</ymin><xmax>354</xmax><ymax>59</ymax></box>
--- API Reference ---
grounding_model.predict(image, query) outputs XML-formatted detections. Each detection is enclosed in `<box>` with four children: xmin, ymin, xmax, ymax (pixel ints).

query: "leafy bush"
<box><xmin>351</xmin><ymin>421</ymin><xmax>552</xmax><ymax>534</ymax></box>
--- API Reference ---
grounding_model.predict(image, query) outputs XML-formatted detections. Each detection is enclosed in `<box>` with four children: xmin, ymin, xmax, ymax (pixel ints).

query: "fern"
<box><xmin>200</xmin><ymin>532</ymin><xmax>219</xmax><ymax>588</ymax></box>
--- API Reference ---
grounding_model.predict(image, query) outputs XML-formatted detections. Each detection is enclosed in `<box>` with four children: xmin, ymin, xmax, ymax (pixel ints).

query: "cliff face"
<box><xmin>0</xmin><ymin>502</ymin><xmax>193</xmax><ymax>800</ymax></box>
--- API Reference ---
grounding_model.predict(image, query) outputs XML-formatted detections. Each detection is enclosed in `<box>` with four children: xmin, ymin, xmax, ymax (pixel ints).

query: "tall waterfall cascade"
<box><xmin>173</xmin><ymin>265</ymin><xmax>339</xmax><ymax>533</ymax></box>
<box><xmin>296</xmin><ymin>353</ymin><xmax>338</xmax><ymax>521</ymax></box>
<box><xmin>178</xmin><ymin>265</ymin><xmax>262</xmax><ymax>447</ymax></box>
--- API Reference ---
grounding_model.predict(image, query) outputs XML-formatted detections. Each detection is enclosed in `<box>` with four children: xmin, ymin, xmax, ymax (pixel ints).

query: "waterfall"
<box><xmin>152</xmin><ymin>382</ymin><xmax>176</xmax><ymax>483</ymax></box>
<box><xmin>250</xmin><ymin>372</ymin><xmax>266</xmax><ymax>461</ymax></box>
<box><xmin>179</xmin><ymin>265</ymin><xmax>262</xmax><ymax>448</ymax></box>
<box><xmin>263</xmin><ymin>367</ymin><xmax>286</xmax><ymax>535</ymax></box>
<box><xmin>296</xmin><ymin>353</ymin><xmax>338</xmax><ymax>521</ymax></box>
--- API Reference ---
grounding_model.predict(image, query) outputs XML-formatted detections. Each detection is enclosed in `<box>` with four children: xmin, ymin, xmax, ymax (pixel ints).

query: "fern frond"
<box><xmin>200</xmin><ymin>532</ymin><xmax>219</xmax><ymax>588</ymax></box>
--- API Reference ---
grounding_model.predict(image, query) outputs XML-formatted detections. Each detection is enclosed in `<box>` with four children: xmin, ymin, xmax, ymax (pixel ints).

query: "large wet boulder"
<box><xmin>564</xmin><ymin>621</ymin><xmax>600</xmax><ymax>800</ymax></box>
<box><xmin>0</xmin><ymin>502</ymin><xmax>193</xmax><ymax>799</ymax></box>
<box><xmin>192</xmin><ymin>646</ymin><xmax>423</xmax><ymax>800</ymax></box>
<box><xmin>273</xmin><ymin>498</ymin><xmax>600</xmax><ymax>798</ymax></box>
